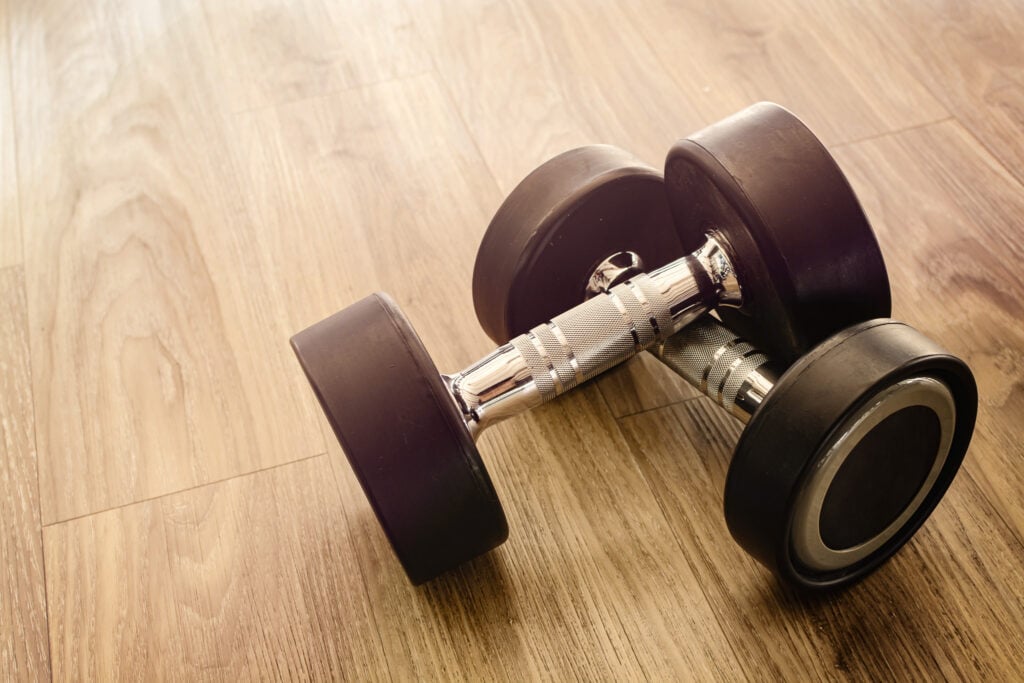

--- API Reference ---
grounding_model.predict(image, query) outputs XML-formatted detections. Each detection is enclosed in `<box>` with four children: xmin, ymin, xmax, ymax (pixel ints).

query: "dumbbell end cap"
<box><xmin>665</xmin><ymin>102</ymin><xmax>892</xmax><ymax>362</ymax></box>
<box><xmin>473</xmin><ymin>145</ymin><xmax>685</xmax><ymax>342</ymax></box>
<box><xmin>291</xmin><ymin>293</ymin><xmax>508</xmax><ymax>584</ymax></box>
<box><xmin>724</xmin><ymin>319</ymin><xmax>977</xmax><ymax>589</ymax></box>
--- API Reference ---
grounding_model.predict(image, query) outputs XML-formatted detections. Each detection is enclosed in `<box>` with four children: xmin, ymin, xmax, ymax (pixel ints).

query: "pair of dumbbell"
<box><xmin>291</xmin><ymin>103</ymin><xmax>977</xmax><ymax>590</ymax></box>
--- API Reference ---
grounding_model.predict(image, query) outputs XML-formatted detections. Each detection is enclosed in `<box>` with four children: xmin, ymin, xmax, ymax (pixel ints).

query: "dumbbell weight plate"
<box><xmin>468</xmin><ymin>115</ymin><xmax>972</xmax><ymax>589</ymax></box>
<box><xmin>474</xmin><ymin>104</ymin><xmax>891</xmax><ymax>364</ymax></box>
<box><xmin>290</xmin><ymin>293</ymin><xmax>508</xmax><ymax>584</ymax></box>
<box><xmin>665</xmin><ymin>102</ymin><xmax>891</xmax><ymax>362</ymax></box>
<box><xmin>474</xmin><ymin>145</ymin><xmax>685</xmax><ymax>344</ymax></box>
<box><xmin>725</xmin><ymin>319</ymin><xmax>977</xmax><ymax>588</ymax></box>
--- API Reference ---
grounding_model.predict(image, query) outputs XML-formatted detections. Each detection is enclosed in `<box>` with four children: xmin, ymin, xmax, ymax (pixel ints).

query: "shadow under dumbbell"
<box><xmin>418</xmin><ymin>550</ymin><xmax>512</xmax><ymax>606</ymax></box>
<box><xmin>749</xmin><ymin>547</ymin><xmax>947</xmax><ymax>676</ymax></box>
<box><xmin>411</xmin><ymin>545</ymin><xmax>525</xmax><ymax>659</ymax></box>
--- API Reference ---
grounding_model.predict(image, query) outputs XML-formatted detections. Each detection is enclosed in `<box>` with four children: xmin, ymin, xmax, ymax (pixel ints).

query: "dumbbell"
<box><xmin>291</xmin><ymin>103</ymin><xmax>892</xmax><ymax>585</ymax></box>
<box><xmin>483</xmin><ymin>222</ymin><xmax>977</xmax><ymax>588</ymax></box>
<box><xmin>475</xmin><ymin>107</ymin><xmax>977</xmax><ymax>588</ymax></box>
<box><xmin>646</xmin><ymin>316</ymin><xmax>977</xmax><ymax>588</ymax></box>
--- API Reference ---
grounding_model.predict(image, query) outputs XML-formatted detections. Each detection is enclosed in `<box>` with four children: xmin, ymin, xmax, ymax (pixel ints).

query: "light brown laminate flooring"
<box><xmin>2</xmin><ymin>1</ymin><xmax>1023</xmax><ymax>679</ymax></box>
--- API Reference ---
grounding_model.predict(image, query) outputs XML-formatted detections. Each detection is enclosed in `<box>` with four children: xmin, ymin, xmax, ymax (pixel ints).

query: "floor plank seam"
<box><xmin>828</xmin><ymin>116</ymin><xmax>955</xmax><ymax>151</ymax></box>
<box><xmin>194</xmin><ymin>0</ymin><xmax>434</xmax><ymax>120</ymax></box>
<box><xmin>609</xmin><ymin>393</ymin><xmax>708</xmax><ymax>423</ymax></box>
<box><xmin>591</xmin><ymin>376</ymin><xmax>667</xmax><ymax>675</ymax></box>
<box><xmin>400</xmin><ymin>0</ymin><xmax>507</xmax><ymax>199</ymax></box>
<box><xmin>618</xmin><ymin>0</ymin><xmax>711</xmax><ymax>144</ymax></box>
<box><xmin>433</xmin><ymin>71</ymin><xmax>506</xmax><ymax>199</ymax></box>
<box><xmin>43</xmin><ymin>451</ymin><xmax>328</xmax><ymax>528</ymax></box>
<box><xmin>895</xmin><ymin>39</ymin><xmax>1024</xmax><ymax>190</ymax></box>
<box><xmin>657</xmin><ymin>405</ymin><xmax>761</xmax><ymax>683</ymax></box>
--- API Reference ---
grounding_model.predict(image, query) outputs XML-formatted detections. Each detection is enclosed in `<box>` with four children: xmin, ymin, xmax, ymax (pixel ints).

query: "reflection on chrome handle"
<box><xmin>653</xmin><ymin>315</ymin><xmax>780</xmax><ymax>422</ymax></box>
<box><xmin>449</xmin><ymin>231</ymin><xmax>746</xmax><ymax>437</ymax></box>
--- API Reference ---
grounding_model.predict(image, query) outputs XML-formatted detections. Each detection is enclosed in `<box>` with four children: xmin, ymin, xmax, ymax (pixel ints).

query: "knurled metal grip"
<box><xmin>510</xmin><ymin>273</ymin><xmax>673</xmax><ymax>402</ymax></box>
<box><xmin>655</xmin><ymin>316</ymin><xmax>781</xmax><ymax>421</ymax></box>
<box><xmin>449</xmin><ymin>244</ymin><xmax>733</xmax><ymax>436</ymax></box>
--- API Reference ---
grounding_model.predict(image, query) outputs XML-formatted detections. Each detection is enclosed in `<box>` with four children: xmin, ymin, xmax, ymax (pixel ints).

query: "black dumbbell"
<box><xmin>474</xmin><ymin>102</ymin><xmax>890</xmax><ymax>363</ymax></box>
<box><xmin>644</xmin><ymin>316</ymin><xmax>975</xmax><ymax>588</ymax></box>
<box><xmin>291</xmin><ymin>103</ymin><xmax>891</xmax><ymax>584</ymax></box>
<box><xmin>475</xmin><ymin>111</ymin><xmax>978</xmax><ymax>588</ymax></box>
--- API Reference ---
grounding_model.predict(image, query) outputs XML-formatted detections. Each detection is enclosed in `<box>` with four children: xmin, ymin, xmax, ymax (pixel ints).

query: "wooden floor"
<box><xmin>2</xmin><ymin>0</ymin><xmax>1024</xmax><ymax>679</ymax></box>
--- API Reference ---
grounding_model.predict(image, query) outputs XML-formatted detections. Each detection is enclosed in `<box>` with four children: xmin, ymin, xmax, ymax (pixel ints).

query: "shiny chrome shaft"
<box><xmin>448</xmin><ymin>234</ymin><xmax>742</xmax><ymax>437</ymax></box>
<box><xmin>653</xmin><ymin>317</ymin><xmax>781</xmax><ymax>423</ymax></box>
<box><xmin>445</xmin><ymin>345</ymin><xmax>543</xmax><ymax>439</ymax></box>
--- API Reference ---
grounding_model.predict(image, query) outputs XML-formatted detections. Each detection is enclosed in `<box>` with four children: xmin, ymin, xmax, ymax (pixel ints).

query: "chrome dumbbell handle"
<box><xmin>654</xmin><ymin>316</ymin><xmax>781</xmax><ymax>423</ymax></box>
<box><xmin>510</xmin><ymin>271</ymin><xmax>676</xmax><ymax>399</ymax></box>
<box><xmin>449</xmin><ymin>235</ymin><xmax>740</xmax><ymax>437</ymax></box>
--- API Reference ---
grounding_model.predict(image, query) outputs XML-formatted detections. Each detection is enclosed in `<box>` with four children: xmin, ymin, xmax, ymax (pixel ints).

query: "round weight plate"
<box><xmin>664</xmin><ymin>102</ymin><xmax>892</xmax><ymax>363</ymax></box>
<box><xmin>290</xmin><ymin>293</ymin><xmax>508</xmax><ymax>584</ymax></box>
<box><xmin>473</xmin><ymin>145</ymin><xmax>685</xmax><ymax>343</ymax></box>
<box><xmin>724</xmin><ymin>319</ymin><xmax>977</xmax><ymax>589</ymax></box>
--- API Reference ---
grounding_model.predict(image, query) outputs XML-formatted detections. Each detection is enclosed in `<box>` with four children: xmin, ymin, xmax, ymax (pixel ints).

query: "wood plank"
<box><xmin>328</xmin><ymin>384</ymin><xmax>747</xmax><ymax>680</ymax></box>
<box><xmin>618</xmin><ymin>397</ymin><xmax>1024</xmax><ymax>679</ymax></box>
<box><xmin>839</xmin><ymin>1</ymin><xmax>1024</xmax><ymax>184</ymax></box>
<box><xmin>620</xmin><ymin>400</ymin><xmax>833</xmax><ymax>680</ymax></box>
<box><xmin>0</xmin><ymin>4</ymin><xmax>19</xmax><ymax>268</ymax></box>
<box><xmin>0</xmin><ymin>267</ymin><xmax>50</xmax><ymax>682</ymax></box>
<box><xmin>618</xmin><ymin>0</ymin><xmax>949</xmax><ymax>147</ymax></box>
<box><xmin>43</xmin><ymin>455</ymin><xmax>391</xmax><ymax>680</ymax></box>
<box><xmin>411</xmin><ymin>0</ymin><xmax>946</xmax><ymax>182</ymax></box>
<box><xmin>12</xmin><ymin>0</ymin><xmax>1024</xmax><ymax>678</ymax></box>
<box><xmin>833</xmin><ymin>120</ymin><xmax>1024</xmax><ymax>541</ymax></box>
<box><xmin>43</xmin><ymin>401</ymin><xmax>745</xmax><ymax>681</ymax></box>
<box><xmin>9</xmin><ymin>0</ymin><xmax>324</xmax><ymax>523</ymax></box>
<box><xmin>407</xmin><ymin>0</ymin><xmax>707</xmax><ymax>191</ymax></box>
<box><xmin>231</xmin><ymin>71</ymin><xmax>515</xmax><ymax>372</ymax></box>
<box><xmin>201</xmin><ymin>0</ymin><xmax>429</xmax><ymax>113</ymax></box>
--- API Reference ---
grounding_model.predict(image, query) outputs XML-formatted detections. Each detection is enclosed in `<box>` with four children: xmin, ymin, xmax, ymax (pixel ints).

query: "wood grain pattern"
<box><xmin>43</xmin><ymin>455</ymin><xmax>392</xmax><ymax>680</ymax></box>
<box><xmin>598</xmin><ymin>350</ymin><xmax>702</xmax><ymax>418</ymax></box>
<box><xmin>230</xmin><ymin>71</ymin><xmax>504</xmax><ymax>370</ymax></box>
<box><xmin>328</xmin><ymin>386</ymin><xmax>746</xmax><ymax>680</ymax></box>
<box><xmin>0</xmin><ymin>4</ymin><xmax>19</xmax><ymax>268</ymax></box>
<box><xmin>5</xmin><ymin>0</ymin><xmax>1024</xmax><ymax>679</ymax></box>
<box><xmin>843</xmin><ymin>1</ymin><xmax>1024</xmax><ymax>184</ymax></box>
<box><xmin>833</xmin><ymin>120</ymin><xmax>1024</xmax><ymax>543</ymax></box>
<box><xmin>618</xmin><ymin>0</ymin><xmax>950</xmax><ymax>147</ymax></box>
<box><xmin>618</xmin><ymin>397</ymin><xmax>1024</xmax><ymax>679</ymax></box>
<box><xmin>407</xmin><ymin>0</ymin><xmax>706</xmax><ymax>190</ymax></box>
<box><xmin>201</xmin><ymin>0</ymin><xmax>429</xmax><ymax>113</ymax></box>
<box><xmin>9</xmin><ymin>0</ymin><xmax>324</xmax><ymax>524</ymax></box>
<box><xmin>0</xmin><ymin>268</ymin><xmax>50</xmax><ymax>682</ymax></box>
